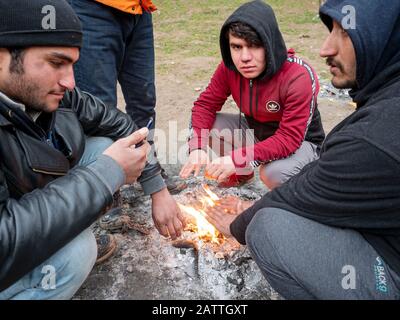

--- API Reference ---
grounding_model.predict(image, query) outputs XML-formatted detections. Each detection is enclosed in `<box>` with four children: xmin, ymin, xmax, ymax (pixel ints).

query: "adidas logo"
<box><xmin>266</xmin><ymin>101</ymin><xmax>280</xmax><ymax>113</ymax></box>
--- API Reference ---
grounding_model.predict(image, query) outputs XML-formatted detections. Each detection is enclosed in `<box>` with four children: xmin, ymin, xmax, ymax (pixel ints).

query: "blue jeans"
<box><xmin>67</xmin><ymin>0</ymin><xmax>156</xmax><ymax>130</ymax></box>
<box><xmin>0</xmin><ymin>137</ymin><xmax>113</xmax><ymax>300</ymax></box>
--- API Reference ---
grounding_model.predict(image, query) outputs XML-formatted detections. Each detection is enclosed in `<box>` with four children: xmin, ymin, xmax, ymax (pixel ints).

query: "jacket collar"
<box><xmin>0</xmin><ymin>91</ymin><xmax>44</xmax><ymax>127</ymax></box>
<box><xmin>0</xmin><ymin>91</ymin><xmax>25</xmax><ymax>110</ymax></box>
<box><xmin>0</xmin><ymin>113</ymin><xmax>11</xmax><ymax>126</ymax></box>
<box><xmin>0</xmin><ymin>91</ymin><xmax>24</xmax><ymax>126</ymax></box>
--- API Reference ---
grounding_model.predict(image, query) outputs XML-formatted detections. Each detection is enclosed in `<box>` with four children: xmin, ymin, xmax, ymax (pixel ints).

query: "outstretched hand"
<box><xmin>151</xmin><ymin>188</ymin><xmax>186</xmax><ymax>240</ymax></box>
<box><xmin>205</xmin><ymin>196</ymin><xmax>255</xmax><ymax>238</ymax></box>
<box><xmin>180</xmin><ymin>149</ymin><xmax>209</xmax><ymax>178</ymax></box>
<box><xmin>215</xmin><ymin>196</ymin><xmax>255</xmax><ymax>215</ymax></box>
<box><xmin>204</xmin><ymin>156</ymin><xmax>236</xmax><ymax>183</ymax></box>
<box><xmin>205</xmin><ymin>206</ymin><xmax>237</xmax><ymax>238</ymax></box>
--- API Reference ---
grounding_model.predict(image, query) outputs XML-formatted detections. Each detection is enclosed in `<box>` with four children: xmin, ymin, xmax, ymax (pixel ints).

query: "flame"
<box><xmin>178</xmin><ymin>184</ymin><xmax>222</xmax><ymax>243</ymax></box>
<box><xmin>202</xmin><ymin>196</ymin><xmax>215</xmax><ymax>207</ymax></box>
<box><xmin>178</xmin><ymin>204</ymin><xmax>218</xmax><ymax>240</ymax></box>
<box><xmin>202</xmin><ymin>184</ymin><xmax>219</xmax><ymax>202</ymax></box>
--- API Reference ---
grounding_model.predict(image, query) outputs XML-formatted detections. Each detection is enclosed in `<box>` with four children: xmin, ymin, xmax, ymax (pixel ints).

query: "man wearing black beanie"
<box><xmin>0</xmin><ymin>0</ymin><xmax>82</xmax><ymax>47</ymax></box>
<box><xmin>0</xmin><ymin>0</ymin><xmax>184</xmax><ymax>299</ymax></box>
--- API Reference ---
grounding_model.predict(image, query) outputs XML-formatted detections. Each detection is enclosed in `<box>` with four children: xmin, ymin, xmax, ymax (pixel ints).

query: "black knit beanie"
<box><xmin>0</xmin><ymin>0</ymin><xmax>82</xmax><ymax>48</ymax></box>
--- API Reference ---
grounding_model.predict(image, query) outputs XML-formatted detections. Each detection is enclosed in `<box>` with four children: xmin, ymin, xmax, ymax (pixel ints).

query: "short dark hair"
<box><xmin>226</xmin><ymin>22</ymin><xmax>263</xmax><ymax>47</ymax></box>
<box><xmin>7</xmin><ymin>47</ymin><xmax>26</xmax><ymax>74</ymax></box>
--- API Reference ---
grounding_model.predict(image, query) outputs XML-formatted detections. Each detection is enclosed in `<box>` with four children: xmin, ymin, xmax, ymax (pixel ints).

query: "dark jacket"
<box><xmin>189</xmin><ymin>0</ymin><xmax>325</xmax><ymax>167</ymax></box>
<box><xmin>231</xmin><ymin>0</ymin><xmax>400</xmax><ymax>276</ymax></box>
<box><xmin>0</xmin><ymin>88</ymin><xmax>164</xmax><ymax>291</ymax></box>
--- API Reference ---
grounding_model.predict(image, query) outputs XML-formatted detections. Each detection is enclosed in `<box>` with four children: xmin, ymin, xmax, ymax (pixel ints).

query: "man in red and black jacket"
<box><xmin>180</xmin><ymin>0</ymin><xmax>325</xmax><ymax>188</ymax></box>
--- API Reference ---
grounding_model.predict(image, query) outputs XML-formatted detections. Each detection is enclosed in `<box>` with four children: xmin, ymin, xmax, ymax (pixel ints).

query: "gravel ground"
<box><xmin>74</xmin><ymin>166</ymin><xmax>282</xmax><ymax>300</ymax></box>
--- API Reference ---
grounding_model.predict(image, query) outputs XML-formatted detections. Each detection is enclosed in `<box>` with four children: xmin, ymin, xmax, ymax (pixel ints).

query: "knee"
<box><xmin>50</xmin><ymin>229</ymin><xmax>97</xmax><ymax>299</ymax></box>
<box><xmin>80</xmin><ymin>136</ymin><xmax>114</xmax><ymax>166</ymax></box>
<box><xmin>259</xmin><ymin>163</ymin><xmax>288</xmax><ymax>190</ymax></box>
<box><xmin>246</xmin><ymin>208</ymin><xmax>294</xmax><ymax>263</ymax></box>
<box><xmin>61</xmin><ymin>228</ymin><xmax>97</xmax><ymax>279</ymax></box>
<box><xmin>211</xmin><ymin>113</ymin><xmax>227</xmax><ymax>132</ymax></box>
<box><xmin>246</xmin><ymin>208</ymin><xmax>279</xmax><ymax>255</ymax></box>
<box><xmin>86</xmin><ymin>136</ymin><xmax>114</xmax><ymax>153</ymax></box>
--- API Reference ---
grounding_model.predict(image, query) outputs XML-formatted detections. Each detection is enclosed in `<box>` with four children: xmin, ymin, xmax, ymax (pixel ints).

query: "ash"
<box><xmin>319</xmin><ymin>79</ymin><xmax>351</xmax><ymax>100</ymax></box>
<box><xmin>74</xmin><ymin>166</ymin><xmax>281</xmax><ymax>300</ymax></box>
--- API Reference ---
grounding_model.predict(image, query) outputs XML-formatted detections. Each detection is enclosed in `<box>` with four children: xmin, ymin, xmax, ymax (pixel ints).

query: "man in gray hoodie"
<box><xmin>207</xmin><ymin>0</ymin><xmax>400</xmax><ymax>299</ymax></box>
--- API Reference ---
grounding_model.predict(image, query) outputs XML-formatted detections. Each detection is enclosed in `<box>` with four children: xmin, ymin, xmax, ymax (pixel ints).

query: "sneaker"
<box><xmin>99</xmin><ymin>208</ymin><xmax>125</xmax><ymax>232</ymax></box>
<box><xmin>95</xmin><ymin>234</ymin><xmax>117</xmax><ymax>265</ymax></box>
<box><xmin>99</xmin><ymin>207</ymin><xmax>152</xmax><ymax>235</ymax></box>
<box><xmin>161</xmin><ymin>168</ymin><xmax>187</xmax><ymax>195</ymax></box>
<box><xmin>218</xmin><ymin>172</ymin><xmax>255</xmax><ymax>188</ymax></box>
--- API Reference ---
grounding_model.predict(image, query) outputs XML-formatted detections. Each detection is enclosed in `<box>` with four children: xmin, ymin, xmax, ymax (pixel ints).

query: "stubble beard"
<box><xmin>326</xmin><ymin>57</ymin><xmax>357</xmax><ymax>89</ymax></box>
<box><xmin>4</xmin><ymin>72</ymin><xmax>49</xmax><ymax>112</ymax></box>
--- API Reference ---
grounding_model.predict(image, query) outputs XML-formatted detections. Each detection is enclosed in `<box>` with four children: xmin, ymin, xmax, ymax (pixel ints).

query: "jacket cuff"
<box><xmin>140</xmin><ymin>173</ymin><xmax>166</xmax><ymax>196</ymax></box>
<box><xmin>188</xmin><ymin>128</ymin><xmax>210</xmax><ymax>153</ymax></box>
<box><xmin>86</xmin><ymin>155</ymin><xmax>125</xmax><ymax>195</ymax></box>
<box><xmin>230</xmin><ymin>214</ymin><xmax>248</xmax><ymax>245</ymax></box>
<box><xmin>229</xmin><ymin>146</ymin><xmax>254</xmax><ymax>168</ymax></box>
<box><xmin>188</xmin><ymin>138</ymin><xmax>208</xmax><ymax>153</ymax></box>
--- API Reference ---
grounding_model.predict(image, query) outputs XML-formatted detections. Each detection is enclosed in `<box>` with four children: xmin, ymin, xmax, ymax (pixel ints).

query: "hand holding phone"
<box><xmin>135</xmin><ymin>117</ymin><xmax>153</xmax><ymax>148</ymax></box>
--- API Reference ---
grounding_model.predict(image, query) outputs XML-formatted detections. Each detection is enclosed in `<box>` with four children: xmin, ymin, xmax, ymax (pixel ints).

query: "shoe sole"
<box><xmin>95</xmin><ymin>235</ymin><xmax>117</xmax><ymax>265</ymax></box>
<box><xmin>99</xmin><ymin>215</ymin><xmax>131</xmax><ymax>232</ymax></box>
<box><xmin>167</xmin><ymin>181</ymin><xmax>188</xmax><ymax>195</ymax></box>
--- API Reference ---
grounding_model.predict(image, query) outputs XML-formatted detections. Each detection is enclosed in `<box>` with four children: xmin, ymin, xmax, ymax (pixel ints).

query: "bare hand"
<box><xmin>151</xmin><ymin>188</ymin><xmax>186</xmax><ymax>240</ymax></box>
<box><xmin>103</xmin><ymin>127</ymin><xmax>150</xmax><ymax>184</ymax></box>
<box><xmin>180</xmin><ymin>149</ymin><xmax>209</xmax><ymax>178</ymax></box>
<box><xmin>204</xmin><ymin>156</ymin><xmax>236</xmax><ymax>183</ymax></box>
<box><xmin>205</xmin><ymin>206</ymin><xmax>237</xmax><ymax>238</ymax></box>
<box><xmin>215</xmin><ymin>195</ymin><xmax>255</xmax><ymax>215</ymax></box>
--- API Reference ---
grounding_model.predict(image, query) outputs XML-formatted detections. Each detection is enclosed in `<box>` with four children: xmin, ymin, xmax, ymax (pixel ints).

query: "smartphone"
<box><xmin>135</xmin><ymin>117</ymin><xmax>153</xmax><ymax>148</ymax></box>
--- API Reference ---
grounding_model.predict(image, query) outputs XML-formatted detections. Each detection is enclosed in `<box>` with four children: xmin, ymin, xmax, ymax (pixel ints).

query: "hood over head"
<box><xmin>220</xmin><ymin>0</ymin><xmax>287</xmax><ymax>79</ymax></box>
<box><xmin>320</xmin><ymin>0</ymin><xmax>400</xmax><ymax>105</ymax></box>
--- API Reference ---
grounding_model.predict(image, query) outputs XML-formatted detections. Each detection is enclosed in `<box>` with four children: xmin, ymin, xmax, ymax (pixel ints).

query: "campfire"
<box><xmin>178</xmin><ymin>184</ymin><xmax>224</xmax><ymax>244</ymax></box>
<box><xmin>77</xmin><ymin>175</ymin><xmax>277</xmax><ymax>300</ymax></box>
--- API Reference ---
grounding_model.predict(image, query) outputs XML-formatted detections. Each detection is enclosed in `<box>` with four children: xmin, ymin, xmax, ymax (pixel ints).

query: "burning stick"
<box><xmin>172</xmin><ymin>239</ymin><xmax>199</xmax><ymax>251</ymax></box>
<box><xmin>171</xmin><ymin>239</ymin><xmax>200</xmax><ymax>279</ymax></box>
